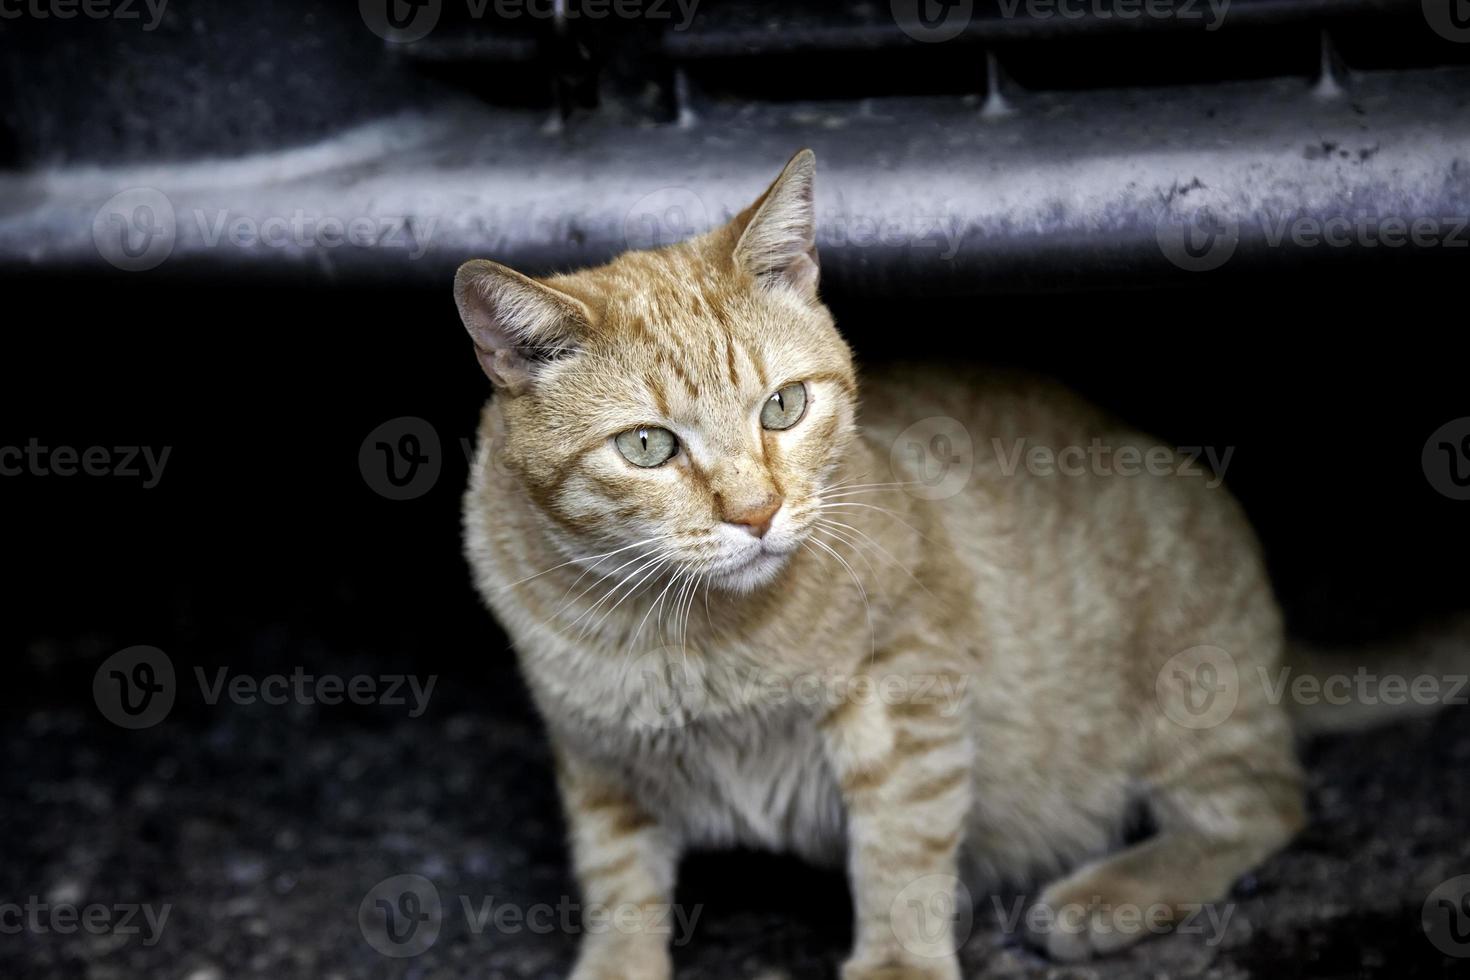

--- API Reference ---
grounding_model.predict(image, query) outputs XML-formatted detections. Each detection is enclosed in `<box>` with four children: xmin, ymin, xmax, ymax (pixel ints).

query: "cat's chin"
<box><xmin>709</xmin><ymin>549</ymin><xmax>792</xmax><ymax>594</ymax></box>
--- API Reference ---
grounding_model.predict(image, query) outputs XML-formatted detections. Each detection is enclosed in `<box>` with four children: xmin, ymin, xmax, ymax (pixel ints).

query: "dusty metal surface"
<box><xmin>2</xmin><ymin>67</ymin><xmax>1467</xmax><ymax>293</ymax></box>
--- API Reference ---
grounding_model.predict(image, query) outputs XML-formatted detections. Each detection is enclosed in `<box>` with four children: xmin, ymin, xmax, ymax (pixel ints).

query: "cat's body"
<box><xmin>454</xmin><ymin>152</ymin><xmax>1447</xmax><ymax>978</ymax></box>
<box><xmin>466</xmin><ymin>364</ymin><xmax>1299</xmax><ymax>973</ymax></box>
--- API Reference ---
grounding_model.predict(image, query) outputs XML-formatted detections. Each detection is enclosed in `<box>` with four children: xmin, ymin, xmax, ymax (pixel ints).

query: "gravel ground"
<box><xmin>4</xmin><ymin>668</ymin><xmax>1468</xmax><ymax>980</ymax></box>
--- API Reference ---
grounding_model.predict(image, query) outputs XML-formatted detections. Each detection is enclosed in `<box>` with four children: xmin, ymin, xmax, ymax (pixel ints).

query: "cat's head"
<box><xmin>453</xmin><ymin>150</ymin><xmax>857</xmax><ymax>593</ymax></box>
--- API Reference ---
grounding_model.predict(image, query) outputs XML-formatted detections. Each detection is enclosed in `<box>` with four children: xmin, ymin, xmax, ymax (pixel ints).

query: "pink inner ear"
<box><xmin>782</xmin><ymin>251</ymin><xmax>820</xmax><ymax>295</ymax></box>
<box><xmin>454</xmin><ymin>261</ymin><xmax>590</xmax><ymax>391</ymax></box>
<box><xmin>733</xmin><ymin>153</ymin><xmax>820</xmax><ymax>296</ymax></box>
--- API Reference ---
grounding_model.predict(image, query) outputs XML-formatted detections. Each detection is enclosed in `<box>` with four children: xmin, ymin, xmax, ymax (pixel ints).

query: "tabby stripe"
<box><xmin>888</xmin><ymin>698</ymin><xmax>945</xmax><ymax>719</ymax></box>
<box><xmin>841</xmin><ymin>760</ymin><xmax>894</xmax><ymax>796</ymax></box>
<box><xmin>664</xmin><ymin>352</ymin><xmax>700</xmax><ymax>399</ymax></box>
<box><xmin>580</xmin><ymin>788</ymin><xmax>629</xmax><ymax>812</ymax></box>
<box><xmin>610</xmin><ymin>809</ymin><xmax>659</xmax><ymax>835</ymax></box>
<box><xmin>746</xmin><ymin>337</ymin><xmax>770</xmax><ymax>390</ymax></box>
<box><xmin>724</xmin><ymin>333</ymin><xmax>741</xmax><ymax>388</ymax></box>
<box><xmin>894</xmin><ymin>730</ymin><xmax>963</xmax><ymax>758</ymax></box>
<box><xmin>817</xmin><ymin>697</ymin><xmax>862</xmax><ymax>731</ymax></box>
<box><xmin>906</xmin><ymin>768</ymin><xmax>968</xmax><ymax>804</ymax></box>
<box><xmin>579</xmin><ymin>851</ymin><xmax>639</xmax><ymax>882</ymax></box>
<box><xmin>912</xmin><ymin>829</ymin><xmax>964</xmax><ymax>857</ymax></box>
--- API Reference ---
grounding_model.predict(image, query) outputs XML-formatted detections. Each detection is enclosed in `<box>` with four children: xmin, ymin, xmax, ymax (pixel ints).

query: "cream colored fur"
<box><xmin>453</xmin><ymin>151</ymin><xmax>1456</xmax><ymax>978</ymax></box>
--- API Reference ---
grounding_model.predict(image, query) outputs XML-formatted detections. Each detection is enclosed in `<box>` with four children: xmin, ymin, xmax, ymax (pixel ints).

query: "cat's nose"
<box><xmin>725</xmin><ymin>496</ymin><xmax>783</xmax><ymax>538</ymax></box>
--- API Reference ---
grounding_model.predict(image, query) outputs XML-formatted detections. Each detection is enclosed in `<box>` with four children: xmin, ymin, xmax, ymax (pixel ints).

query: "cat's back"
<box><xmin>857</xmin><ymin>364</ymin><xmax>1112</xmax><ymax>454</ymax></box>
<box><xmin>858</xmin><ymin>361</ymin><xmax>1265</xmax><ymax>680</ymax></box>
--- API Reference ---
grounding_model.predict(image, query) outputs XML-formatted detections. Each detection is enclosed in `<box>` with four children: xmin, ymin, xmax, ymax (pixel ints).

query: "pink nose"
<box><xmin>725</xmin><ymin>497</ymin><xmax>782</xmax><ymax>538</ymax></box>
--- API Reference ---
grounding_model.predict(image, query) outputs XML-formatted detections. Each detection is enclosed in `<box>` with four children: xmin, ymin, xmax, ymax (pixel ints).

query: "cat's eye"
<box><xmin>615</xmin><ymin>427</ymin><xmax>678</xmax><ymax>468</ymax></box>
<box><xmin>760</xmin><ymin>382</ymin><xmax>808</xmax><ymax>431</ymax></box>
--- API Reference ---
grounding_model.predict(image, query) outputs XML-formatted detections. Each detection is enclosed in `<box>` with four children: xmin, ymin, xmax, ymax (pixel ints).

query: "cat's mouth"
<box><xmin>707</xmin><ymin>539</ymin><xmax>796</xmax><ymax>592</ymax></box>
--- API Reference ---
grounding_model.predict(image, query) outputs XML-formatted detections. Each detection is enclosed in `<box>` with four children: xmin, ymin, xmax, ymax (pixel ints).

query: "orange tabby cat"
<box><xmin>454</xmin><ymin>151</ymin><xmax>1462</xmax><ymax>979</ymax></box>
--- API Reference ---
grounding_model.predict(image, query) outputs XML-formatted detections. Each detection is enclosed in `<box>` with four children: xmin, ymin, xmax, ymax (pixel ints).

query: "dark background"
<box><xmin>9</xmin><ymin>271</ymin><xmax>1468</xmax><ymax>701</ymax></box>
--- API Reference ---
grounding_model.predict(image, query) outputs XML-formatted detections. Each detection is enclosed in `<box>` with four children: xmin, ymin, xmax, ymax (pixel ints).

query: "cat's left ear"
<box><xmin>732</xmin><ymin>149</ymin><xmax>819</xmax><ymax>299</ymax></box>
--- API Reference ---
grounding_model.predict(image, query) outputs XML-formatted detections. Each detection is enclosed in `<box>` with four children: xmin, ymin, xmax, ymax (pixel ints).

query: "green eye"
<box><xmin>615</xmin><ymin>427</ymin><xmax>678</xmax><ymax>467</ymax></box>
<box><xmin>761</xmin><ymin>382</ymin><xmax>807</xmax><ymax>431</ymax></box>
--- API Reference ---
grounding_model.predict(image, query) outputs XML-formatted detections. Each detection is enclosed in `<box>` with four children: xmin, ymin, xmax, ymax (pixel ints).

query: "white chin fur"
<box><xmin>710</xmin><ymin>550</ymin><xmax>790</xmax><ymax>593</ymax></box>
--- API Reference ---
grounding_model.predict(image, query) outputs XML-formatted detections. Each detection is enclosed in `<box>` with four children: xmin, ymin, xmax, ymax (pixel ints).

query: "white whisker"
<box><xmin>815</xmin><ymin>501</ymin><xmax>936</xmax><ymax>545</ymax></box>
<box><xmin>589</xmin><ymin>553</ymin><xmax>678</xmax><ymax>637</ymax></box>
<box><xmin>805</xmin><ymin>532</ymin><xmax>875</xmax><ymax>661</ymax></box>
<box><xmin>497</xmin><ymin>535</ymin><xmax>665</xmax><ymax>593</ymax></box>
<box><xmin>570</xmin><ymin>550</ymin><xmax>676</xmax><ymax>638</ymax></box>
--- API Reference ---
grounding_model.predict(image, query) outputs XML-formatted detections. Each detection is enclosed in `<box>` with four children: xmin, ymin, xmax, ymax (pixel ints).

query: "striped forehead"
<box><xmin>589</xmin><ymin>264</ymin><xmax>771</xmax><ymax>399</ymax></box>
<box><xmin>601</xmin><ymin>308</ymin><xmax>770</xmax><ymax>417</ymax></box>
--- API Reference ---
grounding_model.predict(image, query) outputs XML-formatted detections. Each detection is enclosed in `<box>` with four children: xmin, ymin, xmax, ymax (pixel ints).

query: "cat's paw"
<box><xmin>567</xmin><ymin>939</ymin><xmax>672</xmax><ymax>980</ymax></box>
<box><xmin>1024</xmin><ymin>877</ymin><xmax>1171</xmax><ymax>962</ymax></box>
<box><xmin>840</xmin><ymin>953</ymin><xmax>961</xmax><ymax>980</ymax></box>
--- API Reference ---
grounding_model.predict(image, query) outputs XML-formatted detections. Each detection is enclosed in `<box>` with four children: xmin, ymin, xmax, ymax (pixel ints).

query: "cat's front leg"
<box><xmin>553</xmin><ymin>746</ymin><xmax>680</xmax><ymax>980</ymax></box>
<box><xmin>819</xmin><ymin>661</ymin><xmax>973</xmax><ymax>980</ymax></box>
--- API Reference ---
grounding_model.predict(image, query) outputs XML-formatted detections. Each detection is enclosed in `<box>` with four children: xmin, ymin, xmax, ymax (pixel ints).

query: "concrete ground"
<box><xmin>4</xmin><ymin>661</ymin><xmax>1468</xmax><ymax>980</ymax></box>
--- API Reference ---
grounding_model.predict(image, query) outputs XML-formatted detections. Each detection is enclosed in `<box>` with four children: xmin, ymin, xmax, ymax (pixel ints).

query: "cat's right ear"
<box><xmin>453</xmin><ymin>259</ymin><xmax>593</xmax><ymax>393</ymax></box>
